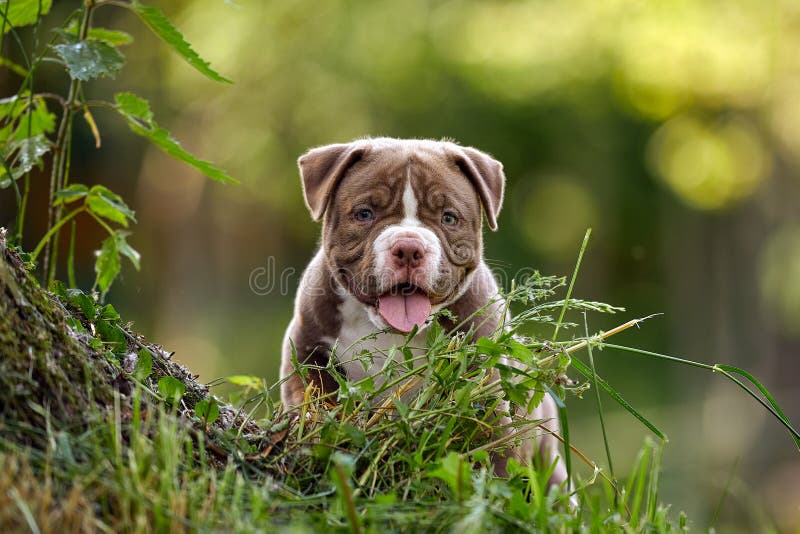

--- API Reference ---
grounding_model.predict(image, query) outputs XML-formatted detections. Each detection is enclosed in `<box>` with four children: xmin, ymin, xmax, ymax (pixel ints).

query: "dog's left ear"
<box><xmin>450</xmin><ymin>145</ymin><xmax>506</xmax><ymax>231</ymax></box>
<box><xmin>298</xmin><ymin>142</ymin><xmax>368</xmax><ymax>221</ymax></box>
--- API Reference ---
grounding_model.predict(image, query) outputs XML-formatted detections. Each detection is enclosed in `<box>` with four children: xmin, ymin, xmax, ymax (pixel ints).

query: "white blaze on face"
<box><xmin>372</xmin><ymin>176</ymin><xmax>443</xmax><ymax>290</ymax></box>
<box><xmin>369</xmin><ymin>170</ymin><xmax>443</xmax><ymax>332</ymax></box>
<box><xmin>401</xmin><ymin>174</ymin><xmax>419</xmax><ymax>224</ymax></box>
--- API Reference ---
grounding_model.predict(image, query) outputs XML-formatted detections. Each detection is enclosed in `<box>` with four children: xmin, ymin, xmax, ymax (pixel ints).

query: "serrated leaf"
<box><xmin>53</xmin><ymin>38</ymin><xmax>124</xmax><ymax>81</ymax></box>
<box><xmin>115</xmin><ymin>231</ymin><xmax>140</xmax><ymax>270</ymax></box>
<box><xmin>14</xmin><ymin>134</ymin><xmax>49</xmax><ymax>172</ymax></box>
<box><xmin>114</xmin><ymin>92</ymin><xmax>152</xmax><ymax>122</ymax></box>
<box><xmin>195</xmin><ymin>398</ymin><xmax>219</xmax><ymax>425</ymax></box>
<box><xmin>158</xmin><ymin>376</ymin><xmax>185</xmax><ymax>403</ymax></box>
<box><xmin>87</xmin><ymin>185</ymin><xmax>136</xmax><ymax>226</ymax></box>
<box><xmin>131</xmin><ymin>1</ymin><xmax>230</xmax><ymax>83</ymax></box>
<box><xmin>0</xmin><ymin>0</ymin><xmax>52</xmax><ymax>33</ymax></box>
<box><xmin>12</xmin><ymin>100</ymin><xmax>55</xmax><ymax>141</ymax></box>
<box><xmin>89</xmin><ymin>27</ymin><xmax>133</xmax><ymax>46</ymax></box>
<box><xmin>64</xmin><ymin>21</ymin><xmax>134</xmax><ymax>46</ymax></box>
<box><xmin>65</xmin><ymin>288</ymin><xmax>96</xmax><ymax>321</ymax></box>
<box><xmin>114</xmin><ymin>92</ymin><xmax>237</xmax><ymax>184</ymax></box>
<box><xmin>0</xmin><ymin>135</ymin><xmax>50</xmax><ymax>187</ymax></box>
<box><xmin>134</xmin><ymin>348</ymin><xmax>153</xmax><ymax>381</ymax></box>
<box><xmin>0</xmin><ymin>95</ymin><xmax>55</xmax><ymax>145</ymax></box>
<box><xmin>54</xmin><ymin>184</ymin><xmax>89</xmax><ymax>205</ymax></box>
<box><xmin>94</xmin><ymin>235</ymin><xmax>120</xmax><ymax>295</ymax></box>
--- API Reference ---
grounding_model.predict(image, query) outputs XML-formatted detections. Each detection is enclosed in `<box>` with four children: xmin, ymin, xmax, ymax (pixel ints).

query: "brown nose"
<box><xmin>391</xmin><ymin>238</ymin><xmax>426</xmax><ymax>268</ymax></box>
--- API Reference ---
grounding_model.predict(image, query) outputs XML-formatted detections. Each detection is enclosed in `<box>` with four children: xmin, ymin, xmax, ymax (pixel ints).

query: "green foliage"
<box><xmin>0</xmin><ymin>94</ymin><xmax>55</xmax><ymax>187</ymax></box>
<box><xmin>1</xmin><ymin>0</ymin><xmax>233</xmax><ymax>291</ymax></box>
<box><xmin>194</xmin><ymin>397</ymin><xmax>219</xmax><ymax>426</ymax></box>
<box><xmin>115</xmin><ymin>92</ymin><xmax>237</xmax><ymax>184</ymax></box>
<box><xmin>134</xmin><ymin>348</ymin><xmax>154</xmax><ymax>381</ymax></box>
<box><xmin>158</xmin><ymin>376</ymin><xmax>186</xmax><ymax>404</ymax></box>
<box><xmin>52</xmin><ymin>38</ymin><xmax>125</xmax><ymax>81</ymax></box>
<box><xmin>3</xmin><ymin>238</ymin><xmax>797</xmax><ymax>531</ymax></box>
<box><xmin>0</xmin><ymin>0</ymin><xmax>52</xmax><ymax>33</ymax></box>
<box><xmin>130</xmin><ymin>1</ymin><xmax>230</xmax><ymax>83</ymax></box>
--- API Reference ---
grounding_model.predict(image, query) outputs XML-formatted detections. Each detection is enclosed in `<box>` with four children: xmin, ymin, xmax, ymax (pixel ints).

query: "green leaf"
<box><xmin>130</xmin><ymin>1</ymin><xmax>230</xmax><ymax>83</ymax></box>
<box><xmin>65</xmin><ymin>288</ymin><xmax>96</xmax><ymax>321</ymax></box>
<box><xmin>158</xmin><ymin>376</ymin><xmax>186</xmax><ymax>403</ymax></box>
<box><xmin>89</xmin><ymin>27</ymin><xmax>134</xmax><ymax>47</ymax></box>
<box><xmin>114</xmin><ymin>232</ymin><xmax>140</xmax><ymax>270</ymax></box>
<box><xmin>94</xmin><ymin>235</ymin><xmax>120</xmax><ymax>295</ymax></box>
<box><xmin>64</xmin><ymin>21</ymin><xmax>134</xmax><ymax>46</ymax></box>
<box><xmin>114</xmin><ymin>92</ymin><xmax>237</xmax><ymax>184</ymax></box>
<box><xmin>194</xmin><ymin>398</ymin><xmax>219</xmax><ymax>425</ymax></box>
<box><xmin>1</xmin><ymin>135</ymin><xmax>51</xmax><ymax>187</ymax></box>
<box><xmin>715</xmin><ymin>364</ymin><xmax>800</xmax><ymax>449</ymax></box>
<box><xmin>99</xmin><ymin>303</ymin><xmax>120</xmax><ymax>321</ymax></box>
<box><xmin>426</xmin><ymin>452</ymin><xmax>472</xmax><ymax>502</ymax></box>
<box><xmin>53</xmin><ymin>38</ymin><xmax>125</xmax><ymax>81</ymax></box>
<box><xmin>95</xmin><ymin>318</ymin><xmax>126</xmax><ymax>356</ymax></box>
<box><xmin>227</xmin><ymin>375</ymin><xmax>263</xmax><ymax>390</ymax></box>
<box><xmin>133</xmin><ymin>348</ymin><xmax>153</xmax><ymax>381</ymax></box>
<box><xmin>0</xmin><ymin>0</ymin><xmax>52</xmax><ymax>33</ymax></box>
<box><xmin>0</xmin><ymin>95</ymin><xmax>55</xmax><ymax>146</ymax></box>
<box><xmin>87</xmin><ymin>185</ymin><xmax>136</xmax><ymax>226</ymax></box>
<box><xmin>12</xmin><ymin>100</ymin><xmax>56</xmax><ymax>141</ymax></box>
<box><xmin>571</xmin><ymin>357</ymin><xmax>667</xmax><ymax>440</ymax></box>
<box><xmin>49</xmin><ymin>279</ymin><xmax>67</xmax><ymax>298</ymax></box>
<box><xmin>54</xmin><ymin>184</ymin><xmax>89</xmax><ymax>205</ymax></box>
<box><xmin>114</xmin><ymin>92</ymin><xmax>152</xmax><ymax>122</ymax></box>
<box><xmin>17</xmin><ymin>134</ymin><xmax>49</xmax><ymax>168</ymax></box>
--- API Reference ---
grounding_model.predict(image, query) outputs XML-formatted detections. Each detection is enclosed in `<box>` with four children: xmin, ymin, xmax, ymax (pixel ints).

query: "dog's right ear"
<box><xmin>298</xmin><ymin>142</ymin><xmax>367</xmax><ymax>221</ymax></box>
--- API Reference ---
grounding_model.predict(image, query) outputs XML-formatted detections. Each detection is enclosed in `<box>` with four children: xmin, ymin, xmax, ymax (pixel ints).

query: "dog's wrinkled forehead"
<box><xmin>297</xmin><ymin>138</ymin><xmax>506</xmax><ymax>230</ymax></box>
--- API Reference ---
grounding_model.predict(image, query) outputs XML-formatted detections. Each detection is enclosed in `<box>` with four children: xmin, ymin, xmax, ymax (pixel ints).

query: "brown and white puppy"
<box><xmin>280</xmin><ymin>138</ymin><xmax>568</xmax><ymax>489</ymax></box>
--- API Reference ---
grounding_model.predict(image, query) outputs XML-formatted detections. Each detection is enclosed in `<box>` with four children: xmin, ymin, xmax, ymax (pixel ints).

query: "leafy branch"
<box><xmin>1</xmin><ymin>0</ymin><xmax>234</xmax><ymax>297</ymax></box>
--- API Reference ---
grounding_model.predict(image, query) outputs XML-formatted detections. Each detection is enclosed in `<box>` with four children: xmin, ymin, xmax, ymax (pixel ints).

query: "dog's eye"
<box><xmin>441</xmin><ymin>212</ymin><xmax>458</xmax><ymax>226</ymax></box>
<box><xmin>355</xmin><ymin>208</ymin><xmax>374</xmax><ymax>222</ymax></box>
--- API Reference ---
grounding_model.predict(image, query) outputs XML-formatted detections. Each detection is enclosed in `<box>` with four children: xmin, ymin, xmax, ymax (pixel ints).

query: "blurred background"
<box><xmin>2</xmin><ymin>0</ymin><xmax>800</xmax><ymax>530</ymax></box>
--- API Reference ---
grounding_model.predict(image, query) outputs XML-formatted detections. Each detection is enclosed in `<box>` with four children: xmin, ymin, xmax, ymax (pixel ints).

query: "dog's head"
<box><xmin>299</xmin><ymin>138</ymin><xmax>505</xmax><ymax>333</ymax></box>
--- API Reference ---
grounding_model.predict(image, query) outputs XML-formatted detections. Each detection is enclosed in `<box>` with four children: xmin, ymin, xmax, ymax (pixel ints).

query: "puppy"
<box><xmin>280</xmin><ymin>138</ymin><xmax>569</xmax><ymax>490</ymax></box>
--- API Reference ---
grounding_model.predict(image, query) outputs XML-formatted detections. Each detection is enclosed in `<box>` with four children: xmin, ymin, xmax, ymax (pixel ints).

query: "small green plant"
<box><xmin>1</xmin><ymin>0</ymin><xmax>235</xmax><ymax>298</ymax></box>
<box><xmin>2</xmin><ymin>226</ymin><xmax>798</xmax><ymax>530</ymax></box>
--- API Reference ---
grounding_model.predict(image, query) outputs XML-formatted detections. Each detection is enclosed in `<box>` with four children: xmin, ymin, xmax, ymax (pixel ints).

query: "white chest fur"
<box><xmin>334</xmin><ymin>294</ymin><xmax>428</xmax><ymax>394</ymax></box>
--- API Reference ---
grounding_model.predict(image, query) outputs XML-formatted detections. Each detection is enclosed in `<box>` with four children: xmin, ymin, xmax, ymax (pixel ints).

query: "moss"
<box><xmin>0</xmin><ymin>232</ymin><xmax>254</xmax><ymax>455</ymax></box>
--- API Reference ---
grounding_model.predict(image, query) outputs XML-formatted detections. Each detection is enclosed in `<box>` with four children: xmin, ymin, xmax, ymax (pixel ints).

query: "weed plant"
<box><xmin>1</xmin><ymin>2</ymin><xmax>798</xmax><ymax>532</ymax></box>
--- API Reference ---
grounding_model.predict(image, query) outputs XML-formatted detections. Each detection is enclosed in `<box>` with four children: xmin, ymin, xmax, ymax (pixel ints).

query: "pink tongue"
<box><xmin>377</xmin><ymin>290</ymin><xmax>432</xmax><ymax>333</ymax></box>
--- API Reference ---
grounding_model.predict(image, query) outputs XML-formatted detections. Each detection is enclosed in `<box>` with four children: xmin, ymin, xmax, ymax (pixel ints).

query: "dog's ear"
<box><xmin>298</xmin><ymin>142</ymin><xmax>367</xmax><ymax>221</ymax></box>
<box><xmin>450</xmin><ymin>145</ymin><xmax>506</xmax><ymax>231</ymax></box>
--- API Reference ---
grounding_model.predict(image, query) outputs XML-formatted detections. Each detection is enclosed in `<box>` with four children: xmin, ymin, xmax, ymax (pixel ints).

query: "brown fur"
<box><xmin>280</xmin><ymin>138</ymin><xmax>569</xmax><ymax>496</ymax></box>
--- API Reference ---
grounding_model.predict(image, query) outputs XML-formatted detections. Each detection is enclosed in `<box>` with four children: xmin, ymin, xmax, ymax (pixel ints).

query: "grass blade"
<box><xmin>552</xmin><ymin>228</ymin><xmax>591</xmax><ymax>341</ymax></box>
<box><xmin>603</xmin><ymin>344</ymin><xmax>800</xmax><ymax>448</ymax></box>
<box><xmin>584</xmin><ymin>314</ymin><xmax>616</xmax><ymax>486</ymax></box>
<box><xmin>571</xmin><ymin>357</ymin><xmax>667</xmax><ymax>441</ymax></box>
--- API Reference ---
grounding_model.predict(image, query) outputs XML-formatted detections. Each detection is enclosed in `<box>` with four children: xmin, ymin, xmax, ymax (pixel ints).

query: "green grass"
<box><xmin>1</xmin><ymin>233</ymin><xmax>797</xmax><ymax>532</ymax></box>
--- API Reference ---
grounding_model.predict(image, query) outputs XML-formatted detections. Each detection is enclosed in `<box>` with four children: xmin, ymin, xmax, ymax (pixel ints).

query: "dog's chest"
<box><xmin>333</xmin><ymin>295</ymin><xmax>428</xmax><ymax>391</ymax></box>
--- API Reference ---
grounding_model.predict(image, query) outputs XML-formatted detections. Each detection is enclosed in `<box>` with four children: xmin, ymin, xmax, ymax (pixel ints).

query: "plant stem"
<box><xmin>67</xmin><ymin>220</ymin><xmax>77</xmax><ymax>288</ymax></box>
<box><xmin>552</xmin><ymin>228</ymin><xmax>591</xmax><ymax>342</ymax></box>
<box><xmin>585</xmin><ymin>313</ymin><xmax>616</xmax><ymax>501</ymax></box>
<box><xmin>32</xmin><ymin>207</ymin><xmax>85</xmax><ymax>262</ymax></box>
<box><xmin>42</xmin><ymin>2</ymin><xmax>94</xmax><ymax>285</ymax></box>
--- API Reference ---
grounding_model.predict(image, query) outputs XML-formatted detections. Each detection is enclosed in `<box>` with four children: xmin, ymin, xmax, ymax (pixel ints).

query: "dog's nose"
<box><xmin>391</xmin><ymin>238</ymin><xmax>425</xmax><ymax>268</ymax></box>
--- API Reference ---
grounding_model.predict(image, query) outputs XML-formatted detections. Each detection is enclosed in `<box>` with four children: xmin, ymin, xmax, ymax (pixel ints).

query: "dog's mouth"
<box><xmin>376</xmin><ymin>283</ymin><xmax>432</xmax><ymax>334</ymax></box>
